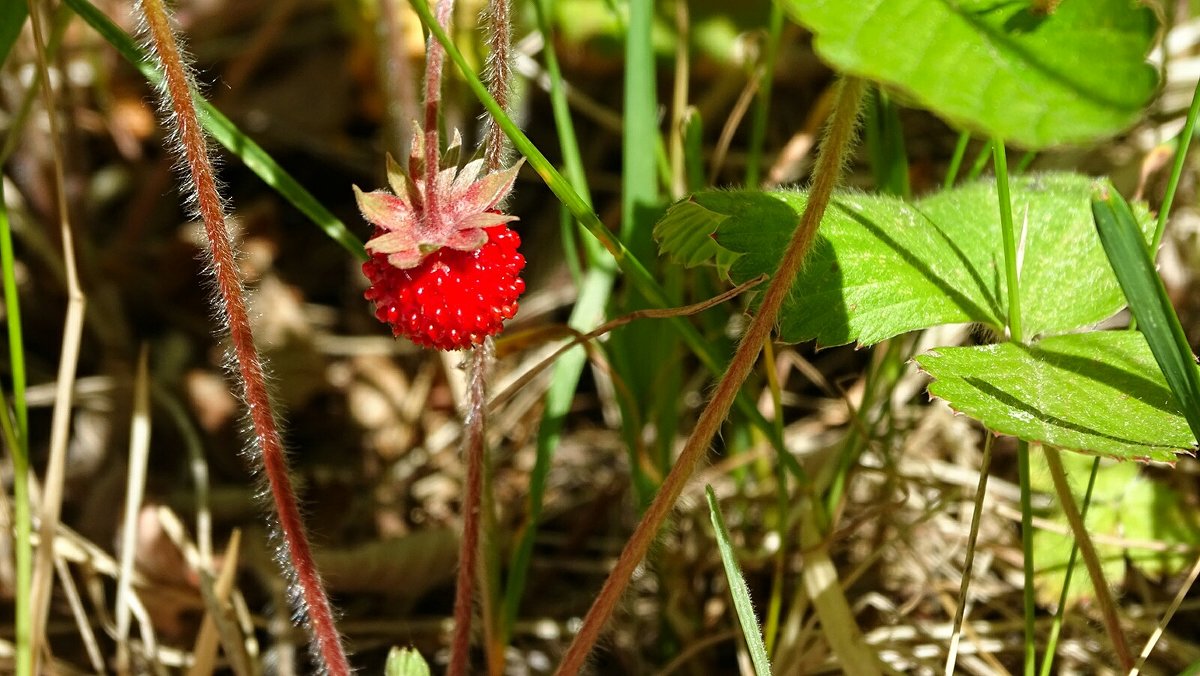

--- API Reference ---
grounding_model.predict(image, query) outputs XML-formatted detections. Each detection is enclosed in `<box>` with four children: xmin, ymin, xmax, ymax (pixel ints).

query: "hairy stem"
<box><xmin>138</xmin><ymin>2</ymin><xmax>349</xmax><ymax>673</ymax></box>
<box><xmin>422</xmin><ymin>0</ymin><xmax>455</xmax><ymax>223</ymax></box>
<box><xmin>449</xmin><ymin>341</ymin><xmax>492</xmax><ymax>676</ymax></box>
<box><xmin>481</xmin><ymin>0</ymin><xmax>513</xmax><ymax>172</ymax></box>
<box><xmin>554</xmin><ymin>76</ymin><xmax>867</xmax><ymax>676</ymax></box>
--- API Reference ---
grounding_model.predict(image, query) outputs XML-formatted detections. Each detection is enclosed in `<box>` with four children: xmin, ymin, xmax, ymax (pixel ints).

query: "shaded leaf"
<box><xmin>1031</xmin><ymin>454</ymin><xmax>1200</xmax><ymax>607</ymax></box>
<box><xmin>915</xmin><ymin>331</ymin><xmax>1196</xmax><ymax>462</ymax></box>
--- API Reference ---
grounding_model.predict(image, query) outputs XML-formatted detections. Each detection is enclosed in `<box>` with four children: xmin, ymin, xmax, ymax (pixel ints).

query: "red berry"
<box><xmin>362</xmin><ymin>224</ymin><xmax>525</xmax><ymax>351</ymax></box>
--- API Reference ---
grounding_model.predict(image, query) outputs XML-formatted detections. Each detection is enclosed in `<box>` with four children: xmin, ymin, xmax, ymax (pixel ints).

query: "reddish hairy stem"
<box><xmin>482</xmin><ymin>0</ymin><xmax>513</xmax><ymax>172</ymax></box>
<box><xmin>139</xmin><ymin>2</ymin><xmax>350</xmax><ymax>673</ymax></box>
<box><xmin>554</xmin><ymin>77</ymin><xmax>867</xmax><ymax>676</ymax></box>
<box><xmin>422</xmin><ymin>0</ymin><xmax>455</xmax><ymax>223</ymax></box>
<box><xmin>449</xmin><ymin>341</ymin><xmax>492</xmax><ymax>675</ymax></box>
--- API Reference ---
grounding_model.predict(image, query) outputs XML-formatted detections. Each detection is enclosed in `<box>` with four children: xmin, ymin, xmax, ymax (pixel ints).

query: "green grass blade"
<box><xmin>501</xmin><ymin>0</ymin><xmax>618</xmax><ymax>635</ymax></box>
<box><xmin>0</xmin><ymin>2</ymin><xmax>27</xmax><ymax>65</ymax></box>
<box><xmin>943</xmin><ymin>131</ymin><xmax>971</xmax><ymax>189</ymax></box>
<box><xmin>1092</xmin><ymin>188</ymin><xmax>1200</xmax><ymax>443</ymax></box>
<box><xmin>864</xmin><ymin>88</ymin><xmax>910</xmax><ymax>198</ymax></box>
<box><xmin>62</xmin><ymin>0</ymin><xmax>366</xmax><ymax>261</ymax></box>
<box><xmin>706</xmin><ymin>486</ymin><xmax>772</xmax><ymax>676</ymax></box>
<box><xmin>0</xmin><ymin>179</ymin><xmax>31</xmax><ymax>676</ymax></box>
<box><xmin>1152</xmin><ymin>76</ymin><xmax>1200</xmax><ymax>253</ymax></box>
<box><xmin>745</xmin><ymin>2</ymin><xmax>784</xmax><ymax>187</ymax></box>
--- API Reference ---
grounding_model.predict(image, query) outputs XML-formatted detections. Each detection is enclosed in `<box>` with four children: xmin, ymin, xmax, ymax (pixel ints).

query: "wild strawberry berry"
<box><xmin>355</xmin><ymin>129</ymin><xmax>526</xmax><ymax>350</ymax></box>
<box><xmin>362</xmin><ymin>224</ymin><xmax>525</xmax><ymax>350</ymax></box>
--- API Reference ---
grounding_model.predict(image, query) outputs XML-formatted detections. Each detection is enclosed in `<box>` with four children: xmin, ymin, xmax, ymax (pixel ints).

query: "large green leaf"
<box><xmin>657</xmin><ymin>173</ymin><xmax>1150</xmax><ymax>346</ymax></box>
<box><xmin>918</xmin><ymin>174</ymin><xmax>1152</xmax><ymax>340</ymax></box>
<box><xmin>915</xmin><ymin>331</ymin><xmax>1196</xmax><ymax>462</ymax></box>
<box><xmin>780</xmin><ymin>0</ymin><xmax>1159</xmax><ymax>148</ymax></box>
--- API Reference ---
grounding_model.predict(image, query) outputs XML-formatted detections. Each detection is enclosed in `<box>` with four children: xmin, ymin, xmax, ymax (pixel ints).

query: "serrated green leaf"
<box><xmin>918</xmin><ymin>174</ymin><xmax>1153</xmax><ymax>339</ymax></box>
<box><xmin>780</xmin><ymin>0</ymin><xmax>1159</xmax><ymax>149</ymax></box>
<box><xmin>915</xmin><ymin>331</ymin><xmax>1196</xmax><ymax>462</ymax></box>
<box><xmin>655</xmin><ymin>199</ymin><xmax>738</xmax><ymax>272</ymax></box>
<box><xmin>689</xmin><ymin>173</ymin><xmax>1149</xmax><ymax>346</ymax></box>
<box><xmin>655</xmin><ymin>200</ymin><xmax>726</xmax><ymax>267</ymax></box>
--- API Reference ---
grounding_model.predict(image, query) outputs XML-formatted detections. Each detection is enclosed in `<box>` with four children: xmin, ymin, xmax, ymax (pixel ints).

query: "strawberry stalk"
<box><xmin>137</xmin><ymin>1</ymin><xmax>350</xmax><ymax>673</ymax></box>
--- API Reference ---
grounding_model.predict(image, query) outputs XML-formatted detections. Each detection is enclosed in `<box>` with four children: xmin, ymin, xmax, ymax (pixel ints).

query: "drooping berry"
<box><xmin>355</xmin><ymin>128</ymin><xmax>526</xmax><ymax>350</ymax></box>
<box><xmin>362</xmin><ymin>224</ymin><xmax>525</xmax><ymax>351</ymax></box>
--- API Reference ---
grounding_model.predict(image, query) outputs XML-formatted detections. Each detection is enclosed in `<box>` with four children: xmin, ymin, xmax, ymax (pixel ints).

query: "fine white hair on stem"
<box><xmin>480</xmin><ymin>0</ymin><xmax>515</xmax><ymax>173</ymax></box>
<box><xmin>135</xmin><ymin>0</ymin><xmax>351</xmax><ymax>672</ymax></box>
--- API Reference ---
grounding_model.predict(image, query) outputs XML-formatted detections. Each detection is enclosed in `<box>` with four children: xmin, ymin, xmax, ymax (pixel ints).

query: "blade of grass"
<box><xmin>0</xmin><ymin>2</ymin><xmax>25</xmax><ymax>64</ymax></box>
<box><xmin>499</xmin><ymin>0</ymin><xmax>617</xmax><ymax>642</ymax></box>
<box><xmin>864</xmin><ymin>88</ymin><xmax>910</xmax><ymax>198</ymax></box>
<box><xmin>1129</xmin><ymin>551</ymin><xmax>1200</xmax><ymax>676</ymax></box>
<box><xmin>944</xmin><ymin>433</ymin><xmax>993</xmax><ymax>676</ymax></box>
<box><xmin>61</xmin><ymin>0</ymin><xmax>367</xmax><ymax>261</ymax></box>
<box><xmin>114</xmin><ymin>347</ymin><xmax>152</xmax><ymax>673</ymax></box>
<box><xmin>706</xmin><ymin>486</ymin><xmax>772</xmax><ymax>676</ymax></box>
<box><xmin>993</xmin><ymin>138</ymin><xmax>1035</xmax><ymax>676</ymax></box>
<box><xmin>943</xmin><ymin>131</ymin><xmax>971</xmax><ymax>189</ymax></box>
<box><xmin>1091</xmin><ymin>187</ymin><xmax>1200</xmax><ymax>442</ymax></box>
<box><xmin>608</xmin><ymin>0</ymin><xmax>668</xmax><ymax>505</ymax></box>
<box><xmin>0</xmin><ymin>174</ymin><xmax>30</xmax><ymax>676</ymax></box>
<box><xmin>1151</xmin><ymin>76</ymin><xmax>1200</xmax><ymax>254</ymax></box>
<box><xmin>745</xmin><ymin>2</ymin><xmax>784</xmax><ymax>188</ymax></box>
<box><xmin>966</xmin><ymin>138</ymin><xmax>993</xmax><ymax>182</ymax></box>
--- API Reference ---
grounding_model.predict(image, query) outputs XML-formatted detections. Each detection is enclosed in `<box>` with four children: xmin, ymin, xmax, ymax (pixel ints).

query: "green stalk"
<box><xmin>1017</xmin><ymin>439</ymin><xmax>1036</xmax><ymax>676</ymax></box>
<box><xmin>994</xmin><ymin>138</ymin><xmax>1034</xmax><ymax>675</ymax></box>
<box><xmin>499</xmin><ymin>0</ymin><xmax>616</xmax><ymax>640</ymax></box>
<box><xmin>993</xmin><ymin>140</ymin><xmax>1023</xmax><ymax>342</ymax></box>
<box><xmin>943</xmin><ymin>131</ymin><xmax>970</xmax><ymax>190</ymax></box>
<box><xmin>0</xmin><ymin>180</ymin><xmax>30</xmax><ymax>676</ymax></box>
<box><xmin>745</xmin><ymin>2</ymin><xmax>783</xmax><ymax>188</ymax></box>
<box><xmin>1152</xmin><ymin>76</ymin><xmax>1200</xmax><ymax>254</ymax></box>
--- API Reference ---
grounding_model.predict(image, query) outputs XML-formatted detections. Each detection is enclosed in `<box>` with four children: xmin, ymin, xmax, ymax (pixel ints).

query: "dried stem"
<box><xmin>449</xmin><ymin>340</ymin><xmax>493</xmax><ymax>675</ymax></box>
<box><xmin>1043</xmin><ymin>446</ymin><xmax>1132</xmax><ymax>669</ymax></box>
<box><xmin>137</xmin><ymin>1</ymin><xmax>350</xmax><ymax>673</ymax></box>
<box><xmin>25</xmin><ymin>3</ymin><xmax>87</xmax><ymax>674</ymax></box>
<box><xmin>554</xmin><ymin>76</ymin><xmax>867</xmax><ymax>676</ymax></box>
